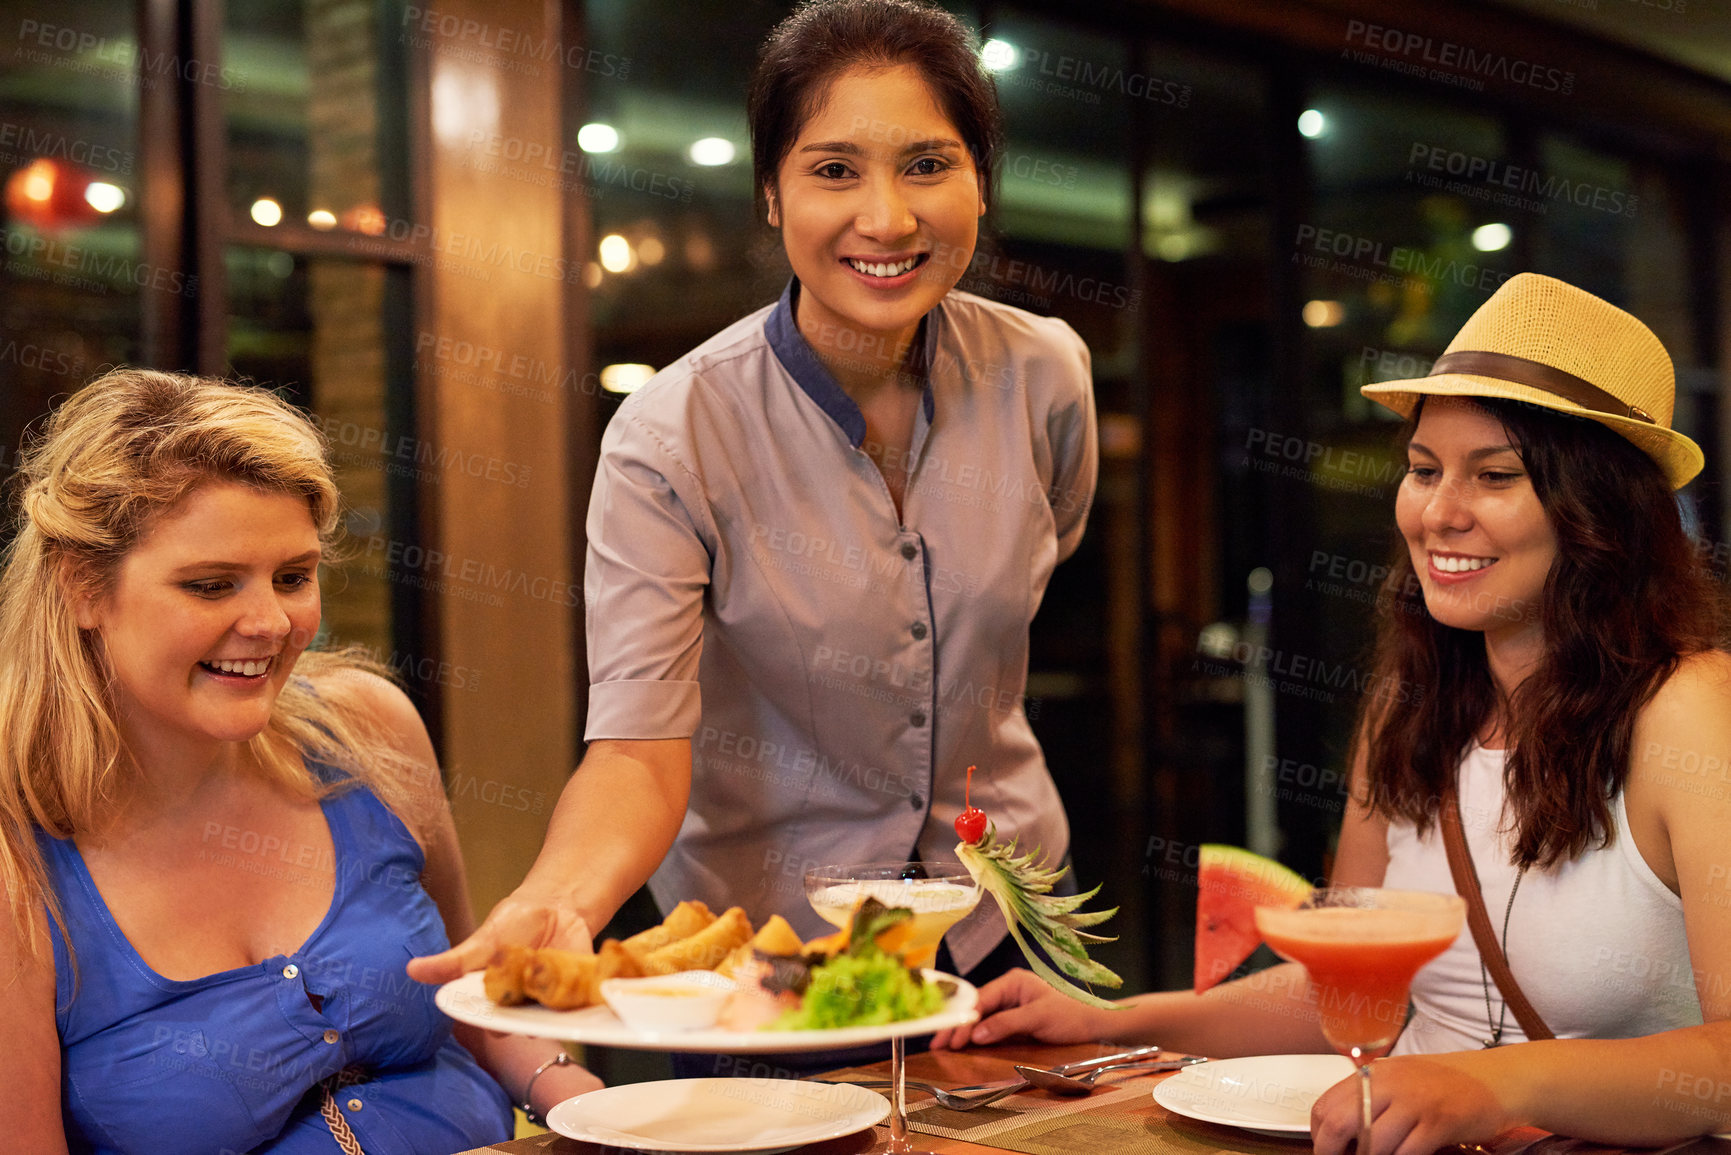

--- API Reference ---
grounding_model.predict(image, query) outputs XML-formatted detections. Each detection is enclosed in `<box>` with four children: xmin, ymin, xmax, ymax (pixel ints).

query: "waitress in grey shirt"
<box><xmin>415</xmin><ymin>0</ymin><xmax>1097</xmax><ymax>991</ymax></box>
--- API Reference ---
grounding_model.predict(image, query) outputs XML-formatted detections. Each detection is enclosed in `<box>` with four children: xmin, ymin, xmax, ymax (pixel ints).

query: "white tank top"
<box><xmin>1384</xmin><ymin>744</ymin><xmax>1701</xmax><ymax>1054</ymax></box>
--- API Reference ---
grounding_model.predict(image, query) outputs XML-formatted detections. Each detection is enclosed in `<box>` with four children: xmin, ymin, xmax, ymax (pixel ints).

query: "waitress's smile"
<box><xmin>769</xmin><ymin>62</ymin><xmax>985</xmax><ymax>373</ymax></box>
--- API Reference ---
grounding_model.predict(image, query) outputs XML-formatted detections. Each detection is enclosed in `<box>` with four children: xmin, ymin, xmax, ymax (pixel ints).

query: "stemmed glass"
<box><xmin>805</xmin><ymin>860</ymin><xmax>982</xmax><ymax>1155</ymax></box>
<box><xmin>1254</xmin><ymin>887</ymin><xmax>1465</xmax><ymax>1153</ymax></box>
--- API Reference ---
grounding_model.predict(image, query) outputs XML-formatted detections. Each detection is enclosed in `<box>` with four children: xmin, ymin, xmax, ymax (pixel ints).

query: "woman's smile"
<box><xmin>771</xmin><ymin>62</ymin><xmax>985</xmax><ymax>377</ymax></box>
<box><xmin>1426</xmin><ymin>551</ymin><xmax>1497</xmax><ymax>578</ymax></box>
<box><xmin>78</xmin><ymin>481</ymin><xmax>322</xmax><ymax>760</ymax></box>
<box><xmin>1396</xmin><ymin>398</ymin><xmax>1558</xmax><ymax>647</ymax></box>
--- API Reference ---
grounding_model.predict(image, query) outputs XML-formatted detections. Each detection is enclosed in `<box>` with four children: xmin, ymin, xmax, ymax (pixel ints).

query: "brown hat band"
<box><xmin>1430</xmin><ymin>350</ymin><xmax>1656</xmax><ymax>425</ymax></box>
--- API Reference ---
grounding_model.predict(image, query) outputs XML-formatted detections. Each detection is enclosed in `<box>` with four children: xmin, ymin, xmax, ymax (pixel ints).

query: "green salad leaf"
<box><xmin>773</xmin><ymin>949</ymin><xmax>942</xmax><ymax>1029</ymax></box>
<box><xmin>768</xmin><ymin>897</ymin><xmax>942</xmax><ymax>1029</ymax></box>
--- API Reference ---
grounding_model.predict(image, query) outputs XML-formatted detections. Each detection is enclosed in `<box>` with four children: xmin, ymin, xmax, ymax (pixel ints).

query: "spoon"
<box><xmin>941</xmin><ymin>1044</ymin><xmax>1166</xmax><ymax>1094</ymax></box>
<box><xmin>1013</xmin><ymin>1055</ymin><xmax>1207</xmax><ymax>1096</ymax></box>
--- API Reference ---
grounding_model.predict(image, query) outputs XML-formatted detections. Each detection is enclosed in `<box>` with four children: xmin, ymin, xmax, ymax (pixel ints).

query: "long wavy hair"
<box><xmin>0</xmin><ymin>368</ymin><xmax>422</xmax><ymax>968</ymax></box>
<box><xmin>1355</xmin><ymin>397</ymin><xmax>1723</xmax><ymax>870</ymax></box>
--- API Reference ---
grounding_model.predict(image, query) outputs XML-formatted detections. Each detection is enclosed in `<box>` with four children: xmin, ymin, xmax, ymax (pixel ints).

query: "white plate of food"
<box><xmin>434</xmin><ymin>967</ymin><xmax>977</xmax><ymax>1052</ymax></box>
<box><xmin>1153</xmin><ymin>1054</ymin><xmax>1355</xmax><ymax>1137</ymax></box>
<box><xmin>546</xmin><ymin>1078</ymin><xmax>889</xmax><ymax>1153</ymax></box>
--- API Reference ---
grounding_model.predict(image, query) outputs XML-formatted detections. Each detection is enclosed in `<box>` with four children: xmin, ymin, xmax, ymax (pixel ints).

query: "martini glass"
<box><xmin>805</xmin><ymin>861</ymin><xmax>981</xmax><ymax>1155</ymax></box>
<box><xmin>1254</xmin><ymin>887</ymin><xmax>1464</xmax><ymax>1154</ymax></box>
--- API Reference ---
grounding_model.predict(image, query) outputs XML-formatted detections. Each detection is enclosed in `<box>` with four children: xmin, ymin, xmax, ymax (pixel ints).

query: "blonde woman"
<box><xmin>0</xmin><ymin>369</ymin><xmax>596</xmax><ymax>1154</ymax></box>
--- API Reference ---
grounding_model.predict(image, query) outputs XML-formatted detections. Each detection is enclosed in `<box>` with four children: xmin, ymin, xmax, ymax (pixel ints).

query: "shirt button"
<box><xmin>911</xmin><ymin>712</ymin><xmax>927</xmax><ymax>727</ymax></box>
<box><xmin>346</xmin><ymin>1098</ymin><xmax>364</xmax><ymax>1112</ymax></box>
<box><xmin>323</xmin><ymin>1029</ymin><xmax>340</xmax><ymax>1045</ymax></box>
<box><xmin>911</xmin><ymin>622</ymin><xmax>927</xmax><ymax>640</ymax></box>
<box><xmin>909</xmin><ymin>793</ymin><xmax>924</xmax><ymax>810</ymax></box>
<box><xmin>900</xmin><ymin>542</ymin><xmax>917</xmax><ymax>560</ymax></box>
<box><xmin>282</xmin><ymin>964</ymin><xmax>299</xmax><ymax>980</ymax></box>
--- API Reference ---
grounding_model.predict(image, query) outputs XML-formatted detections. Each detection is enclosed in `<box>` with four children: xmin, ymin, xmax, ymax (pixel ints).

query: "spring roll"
<box><xmin>622</xmin><ymin>900</ymin><xmax>716</xmax><ymax>958</ymax></box>
<box><xmin>483</xmin><ymin>944</ymin><xmax>536</xmax><ymax>1006</ymax></box>
<box><xmin>522</xmin><ymin>948</ymin><xmax>599</xmax><ymax>1009</ymax></box>
<box><xmin>641</xmin><ymin>905</ymin><xmax>753</xmax><ymax>975</ymax></box>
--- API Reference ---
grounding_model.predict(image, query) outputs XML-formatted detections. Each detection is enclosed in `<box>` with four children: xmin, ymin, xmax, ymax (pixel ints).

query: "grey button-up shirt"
<box><xmin>584</xmin><ymin>281</ymin><xmax>1097</xmax><ymax>973</ymax></box>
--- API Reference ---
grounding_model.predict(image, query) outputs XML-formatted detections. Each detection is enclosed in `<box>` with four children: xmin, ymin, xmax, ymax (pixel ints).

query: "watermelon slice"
<box><xmin>1193</xmin><ymin>845</ymin><xmax>1313</xmax><ymax>994</ymax></box>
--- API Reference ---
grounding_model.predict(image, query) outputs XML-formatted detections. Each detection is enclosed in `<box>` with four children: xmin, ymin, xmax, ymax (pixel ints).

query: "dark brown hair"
<box><xmin>747</xmin><ymin>0</ymin><xmax>1002</xmax><ymax>216</ymax></box>
<box><xmin>1356</xmin><ymin>397</ymin><xmax>1723</xmax><ymax>869</ymax></box>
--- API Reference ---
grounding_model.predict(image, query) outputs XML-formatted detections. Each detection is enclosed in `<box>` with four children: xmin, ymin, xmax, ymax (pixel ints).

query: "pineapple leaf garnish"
<box><xmin>957</xmin><ymin>824</ymin><xmax>1123</xmax><ymax>1009</ymax></box>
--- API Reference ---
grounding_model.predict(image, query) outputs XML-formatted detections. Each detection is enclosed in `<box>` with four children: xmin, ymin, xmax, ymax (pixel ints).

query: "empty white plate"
<box><xmin>1154</xmin><ymin>1054</ymin><xmax>1356</xmax><ymax>1138</ymax></box>
<box><xmin>546</xmin><ymin>1077</ymin><xmax>890</xmax><ymax>1153</ymax></box>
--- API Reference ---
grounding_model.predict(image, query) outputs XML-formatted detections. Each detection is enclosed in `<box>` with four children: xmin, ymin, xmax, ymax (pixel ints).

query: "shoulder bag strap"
<box><xmin>1439</xmin><ymin>785</ymin><xmax>1555</xmax><ymax>1041</ymax></box>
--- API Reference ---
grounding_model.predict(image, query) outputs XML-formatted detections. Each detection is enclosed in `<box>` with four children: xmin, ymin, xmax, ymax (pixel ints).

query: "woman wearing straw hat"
<box><xmin>934</xmin><ymin>272</ymin><xmax>1731</xmax><ymax>1147</ymax></box>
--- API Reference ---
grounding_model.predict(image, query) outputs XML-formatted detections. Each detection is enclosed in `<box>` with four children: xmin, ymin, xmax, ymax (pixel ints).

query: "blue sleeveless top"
<box><xmin>39</xmin><ymin>778</ymin><xmax>513</xmax><ymax>1155</ymax></box>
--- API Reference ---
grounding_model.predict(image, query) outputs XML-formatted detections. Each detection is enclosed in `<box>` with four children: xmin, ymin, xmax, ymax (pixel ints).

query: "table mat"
<box><xmin>823</xmin><ymin>1069</ymin><xmax>1306</xmax><ymax>1155</ymax></box>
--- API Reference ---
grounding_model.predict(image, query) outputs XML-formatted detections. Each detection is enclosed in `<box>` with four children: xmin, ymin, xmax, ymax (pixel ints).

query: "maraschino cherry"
<box><xmin>954</xmin><ymin>764</ymin><xmax>987</xmax><ymax>844</ymax></box>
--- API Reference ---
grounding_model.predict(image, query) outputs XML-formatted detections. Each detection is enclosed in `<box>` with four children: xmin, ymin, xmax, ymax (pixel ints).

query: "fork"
<box><xmin>814</xmin><ymin>1044</ymin><xmax>1170</xmax><ymax>1110</ymax></box>
<box><xmin>813</xmin><ymin>1076</ymin><xmax>1027</xmax><ymax>1111</ymax></box>
<box><xmin>806</xmin><ymin>1045</ymin><xmax>1163</xmax><ymax>1108</ymax></box>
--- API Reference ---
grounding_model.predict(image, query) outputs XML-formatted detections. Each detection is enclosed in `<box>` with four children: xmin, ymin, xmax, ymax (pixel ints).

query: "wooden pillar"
<box><xmin>417</xmin><ymin>0</ymin><xmax>582</xmax><ymax>917</ymax></box>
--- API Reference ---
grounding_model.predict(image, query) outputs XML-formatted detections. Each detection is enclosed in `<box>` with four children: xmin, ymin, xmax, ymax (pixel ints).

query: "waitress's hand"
<box><xmin>929</xmin><ymin>968</ymin><xmax>1121</xmax><ymax>1049</ymax></box>
<box><xmin>407</xmin><ymin>888</ymin><xmax>594</xmax><ymax>984</ymax></box>
<box><xmin>1309</xmin><ymin>1054</ymin><xmax>1518</xmax><ymax>1155</ymax></box>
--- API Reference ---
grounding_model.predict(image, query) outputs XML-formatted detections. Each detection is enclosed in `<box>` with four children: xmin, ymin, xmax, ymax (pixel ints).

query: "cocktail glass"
<box><xmin>805</xmin><ymin>861</ymin><xmax>982</xmax><ymax>1155</ymax></box>
<box><xmin>1254</xmin><ymin>887</ymin><xmax>1464</xmax><ymax>1153</ymax></box>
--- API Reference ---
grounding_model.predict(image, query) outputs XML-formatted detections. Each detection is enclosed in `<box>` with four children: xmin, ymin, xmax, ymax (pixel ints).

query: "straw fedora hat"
<box><xmin>1361</xmin><ymin>272</ymin><xmax>1703</xmax><ymax>488</ymax></box>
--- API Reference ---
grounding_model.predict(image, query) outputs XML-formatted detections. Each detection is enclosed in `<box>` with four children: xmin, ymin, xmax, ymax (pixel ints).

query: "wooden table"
<box><xmin>456</xmin><ymin>1042</ymin><xmax>1731</xmax><ymax>1155</ymax></box>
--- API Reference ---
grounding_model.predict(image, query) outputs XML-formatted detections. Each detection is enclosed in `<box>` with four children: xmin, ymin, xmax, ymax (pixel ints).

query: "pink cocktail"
<box><xmin>1255</xmin><ymin>888</ymin><xmax>1464</xmax><ymax>1149</ymax></box>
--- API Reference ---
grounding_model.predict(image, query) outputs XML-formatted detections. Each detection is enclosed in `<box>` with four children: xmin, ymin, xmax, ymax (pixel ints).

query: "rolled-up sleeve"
<box><xmin>1047</xmin><ymin>326</ymin><xmax>1098</xmax><ymax>562</ymax></box>
<box><xmin>583</xmin><ymin>409</ymin><xmax>712</xmax><ymax>740</ymax></box>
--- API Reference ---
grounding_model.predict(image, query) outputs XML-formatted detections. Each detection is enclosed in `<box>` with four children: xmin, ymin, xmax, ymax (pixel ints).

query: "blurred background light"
<box><xmin>1302</xmin><ymin>299</ymin><xmax>1346</xmax><ymax>327</ymax></box>
<box><xmin>598</xmin><ymin>233</ymin><xmax>635</xmax><ymax>273</ymax></box>
<box><xmin>981</xmin><ymin>38</ymin><xmax>1019</xmax><ymax>71</ymax></box>
<box><xmin>1297</xmin><ymin>109</ymin><xmax>1326</xmax><ymax>138</ymax></box>
<box><xmin>342</xmin><ymin>205</ymin><xmax>387</xmax><ymax>235</ymax></box>
<box><xmin>577</xmin><ymin>123</ymin><xmax>620</xmax><ymax>154</ymax></box>
<box><xmin>1472</xmin><ymin>222</ymin><xmax>1513</xmax><ymax>251</ymax></box>
<box><xmin>84</xmin><ymin>182</ymin><xmax>125</xmax><ymax>213</ymax></box>
<box><xmin>250</xmin><ymin>197</ymin><xmax>283</xmax><ymax>227</ymax></box>
<box><xmin>3</xmin><ymin>158</ymin><xmax>100</xmax><ymax>229</ymax></box>
<box><xmin>687</xmin><ymin>137</ymin><xmax>736</xmax><ymax>166</ymax></box>
<box><xmin>599</xmin><ymin>363</ymin><xmax>656</xmax><ymax>394</ymax></box>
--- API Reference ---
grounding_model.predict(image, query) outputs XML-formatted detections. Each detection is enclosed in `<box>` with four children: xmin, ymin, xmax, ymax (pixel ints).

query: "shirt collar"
<box><xmin>765</xmin><ymin>279</ymin><xmax>937</xmax><ymax>448</ymax></box>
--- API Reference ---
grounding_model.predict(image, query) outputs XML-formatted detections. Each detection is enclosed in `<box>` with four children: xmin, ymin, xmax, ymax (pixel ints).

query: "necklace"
<box><xmin>1480</xmin><ymin>865</ymin><xmax>1528</xmax><ymax>1047</ymax></box>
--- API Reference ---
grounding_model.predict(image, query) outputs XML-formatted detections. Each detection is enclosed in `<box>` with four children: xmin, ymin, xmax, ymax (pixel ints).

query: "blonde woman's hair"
<box><xmin>0</xmin><ymin>368</ymin><xmax>424</xmax><ymax>968</ymax></box>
